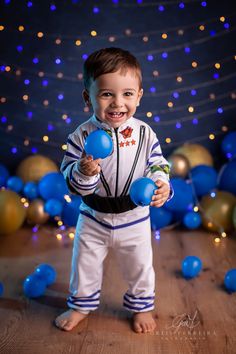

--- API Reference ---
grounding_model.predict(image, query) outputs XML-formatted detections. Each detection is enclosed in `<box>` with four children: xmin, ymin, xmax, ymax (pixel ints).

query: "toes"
<box><xmin>62</xmin><ymin>321</ymin><xmax>74</xmax><ymax>331</ymax></box>
<box><xmin>143</xmin><ymin>323</ymin><xmax>149</xmax><ymax>333</ymax></box>
<box><xmin>55</xmin><ymin>319</ymin><xmax>67</xmax><ymax>330</ymax></box>
<box><xmin>134</xmin><ymin>322</ymin><xmax>142</xmax><ymax>333</ymax></box>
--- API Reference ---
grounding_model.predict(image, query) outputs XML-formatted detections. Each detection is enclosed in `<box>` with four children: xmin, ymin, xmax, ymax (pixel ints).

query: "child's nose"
<box><xmin>111</xmin><ymin>96</ymin><xmax>124</xmax><ymax>108</ymax></box>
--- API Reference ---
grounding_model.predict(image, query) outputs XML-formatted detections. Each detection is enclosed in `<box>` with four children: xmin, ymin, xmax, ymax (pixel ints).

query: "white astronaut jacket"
<box><xmin>61</xmin><ymin>114</ymin><xmax>172</xmax><ymax>216</ymax></box>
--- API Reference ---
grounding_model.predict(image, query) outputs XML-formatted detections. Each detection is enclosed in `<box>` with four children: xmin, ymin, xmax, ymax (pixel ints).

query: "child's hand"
<box><xmin>150</xmin><ymin>180</ymin><xmax>170</xmax><ymax>208</ymax></box>
<box><xmin>78</xmin><ymin>152</ymin><xmax>102</xmax><ymax>176</ymax></box>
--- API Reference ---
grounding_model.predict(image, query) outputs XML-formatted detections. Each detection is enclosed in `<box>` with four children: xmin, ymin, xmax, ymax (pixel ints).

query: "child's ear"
<box><xmin>82</xmin><ymin>89</ymin><xmax>91</xmax><ymax>106</ymax></box>
<box><xmin>137</xmin><ymin>88</ymin><xmax>143</xmax><ymax>106</ymax></box>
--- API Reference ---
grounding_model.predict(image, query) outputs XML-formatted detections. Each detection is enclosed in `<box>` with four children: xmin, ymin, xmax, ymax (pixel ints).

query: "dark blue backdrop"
<box><xmin>0</xmin><ymin>0</ymin><xmax>235</xmax><ymax>171</ymax></box>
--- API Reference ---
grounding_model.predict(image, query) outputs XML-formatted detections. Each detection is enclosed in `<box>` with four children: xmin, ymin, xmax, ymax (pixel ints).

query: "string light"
<box><xmin>75</xmin><ymin>39</ymin><xmax>82</xmax><ymax>46</ymax></box>
<box><xmin>56</xmin><ymin>233</ymin><xmax>62</xmax><ymax>240</ymax></box>
<box><xmin>43</xmin><ymin>135</ymin><xmax>49</xmax><ymax>142</ymax></box>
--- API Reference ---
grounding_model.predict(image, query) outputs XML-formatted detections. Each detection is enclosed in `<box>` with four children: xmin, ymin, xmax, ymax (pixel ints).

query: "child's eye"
<box><xmin>101</xmin><ymin>92</ymin><xmax>112</xmax><ymax>97</ymax></box>
<box><xmin>124</xmin><ymin>92</ymin><xmax>134</xmax><ymax>96</ymax></box>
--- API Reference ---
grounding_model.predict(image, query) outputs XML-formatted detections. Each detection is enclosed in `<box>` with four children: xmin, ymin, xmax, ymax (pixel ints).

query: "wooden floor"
<box><xmin>0</xmin><ymin>224</ymin><xmax>236</xmax><ymax>354</ymax></box>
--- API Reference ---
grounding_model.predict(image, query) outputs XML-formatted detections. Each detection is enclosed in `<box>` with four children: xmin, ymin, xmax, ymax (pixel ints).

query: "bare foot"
<box><xmin>133</xmin><ymin>311</ymin><xmax>156</xmax><ymax>333</ymax></box>
<box><xmin>54</xmin><ymin>309</ymin><xmax>88</xmax><ymax>331</ymax></box>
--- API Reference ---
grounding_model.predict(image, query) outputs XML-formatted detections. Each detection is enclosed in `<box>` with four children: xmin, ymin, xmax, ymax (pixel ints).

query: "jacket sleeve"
<box><xmin>144</xmin><ymin>129</ymin><xmax>174</xmax><ymax>201</ymax></box>
<box><xmin>60</xmin><ymin>130</ymin><xmax>100</xmax><ymax>196</ymax></box>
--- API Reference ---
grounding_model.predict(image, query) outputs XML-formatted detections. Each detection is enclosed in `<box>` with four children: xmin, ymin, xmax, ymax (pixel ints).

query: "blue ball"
<box><xmin>0</xmin><ymin>164</ymin><xmax>9</xmax><ymax>187</ymax></box>
<box><xmin>84</xmin><ymin>130</ymin><xmax>113</xmax><ymax>159</ymax></box>
<box><xmin>221</xmin><ymin>131</ymin><xmax>236</xmax><ymax>158</ymax></box>
<box><xmin>23</xmin><ymin>273</ymin><xmax>47</xmax><ymax>298</ymax></box>
<box><xmin>0</xmin><ymin>282</ymin><xmax>4</xmax><ymax>297</ymax></box>
<box><xmin>190</xmin><ymin>165</ymin><xmax>217</xmax><ymax>197</ymax></box>
<box><xmin>44</xmin><ymin>198</ymin><xmax>63</xmax><ymax>217</ymax></box>
<box><xmin>181</xmin><ymin>256</ymin><xmax>202</xmax><ymax>279</ymax></box>
<box><xmin>224</xmin><ymin>269</ymin><xmax>236</xmax><ymax>292</ymax></box>
<box><xmin>218</xmin><ymin>159</ymin><xmax>236</xmax><ymax>195</ymax></box>
<box><xmin>23</xmin><ymin>181</ymin><xmax>38</xmax><ymax>200</ymax></box>
<box><xmin>61</xmin><ymin>195</ymin><xmax>82</xmax><ymax>226</ymax></box>
<box><xmin>130</xmin><ymin>177</ymin><xmax>157</xmax><ymax>206</ymax></box>
<box><xmin>38</xmin><ymin>172</ymin><xmax>68</xmax><ymax>201</ymax></box>
<box><xmin>7</xmin><ymin>176</ymin><xmax>24</xmax><ymax>193</ymax></box>
<box><xmin>34</xmin><ymin>264</ymin><xmax>57</xmax><ymax>286</ymax></box>
<box><xmin>183</xmin><ymin>211</ymin><xmax>202</xmax><ymax>229</ymax></box>
<box><xmin>150</xmin><ymin>206</ymin><xmax>173</xmax><ymax>230</ymax></box>
<box><xmin>165</xmin><ymin>178</ymin><xmax>194</xmax><ymax>212</ymax></box>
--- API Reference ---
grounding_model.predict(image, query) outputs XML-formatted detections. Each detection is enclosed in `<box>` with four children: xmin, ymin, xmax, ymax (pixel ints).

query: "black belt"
<box><xmin>82</xmin><ymin>194</ymin><xmax>137</xmax><ymax>214</ymax></box>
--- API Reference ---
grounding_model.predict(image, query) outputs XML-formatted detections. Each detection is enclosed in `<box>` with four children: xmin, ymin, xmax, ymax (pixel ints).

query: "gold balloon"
<box><xmin>168</xmin><ymin>154</ymin><xmax>190</xmax><ymax>178</ymax></box>
<box><xmin>200</xmin><ymin>191</ymin><xmax>236</xmax><ymax>232</ymax></box>
<box><xmin>173</xmin><ymin>144</ymin><xmax>213</xmax><ymax>168</ymax></box>
<box><xmin>0</xmin><ymin>189</ymin><xmax>26</xmax><ymax>235</ymax></box>
<box><xmin>26</xmin><ymin>199</ymin><xmax>50</xmax><ymax>225</ymax></box>
<box><xmin>16</xmin><ymin>154</ymin><xmax>58</xmax><ymax>183</ymax></box>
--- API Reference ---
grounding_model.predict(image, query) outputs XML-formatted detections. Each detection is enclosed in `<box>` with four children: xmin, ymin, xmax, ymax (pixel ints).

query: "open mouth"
<box><xmin>107</xmin><ymin>112</ymin><xmax>126</xmax><ymax>119</ymax></box>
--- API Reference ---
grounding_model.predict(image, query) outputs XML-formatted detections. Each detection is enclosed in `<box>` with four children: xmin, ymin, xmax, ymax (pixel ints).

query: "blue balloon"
<box><xmin>218</xmin><ymin>159</ymin><xmax>236</xmax><ymax>195</ymax></box>
<box><xmin>23</xmin><ymin>181</ymin><xmax>38</xmax><ymax>200</ymax></box>
<box><xmin>34</xmin><ymin>264</ymin><xmax>57</xmax><ymax>286</ymax></box>
<box><xmin>84</xmin><ymin>130</ymin><xmax>113</xmax><ymax>159</ymax></box>
<box><xmin>183</xmin><ymin>211</ymin><xmax>201</xmax><ymax>229</ymax></box>
<box><xmin>130</xmin><ymin>177</ymin><xmax>157</xmax><ymax>206</ymax></box>
<box><xmin>0</xmin><ymin>164</ymin><xmax>9</xmax><ymax>187</ymax></box>
<box><xmin>7</xmin><ymin>176</ymin><xmax>24</xmax><ymax>193</ymax></box>
<box><xmin>165</xmin><ymin>178</ymin><xmax>194</xmax><ymax>212</ymax></box>
<box><xmin>23</xmin><ymin>273</ymin><xmax>46</xmax><ymax>298</ymax></box>
<box><xmin>44</xmin><ymin>198</ymin><xmax>63</xmax><ymax>217</ymax></box>
<box><xmin>190</xmin><ymin>165</ymin><xmax>217</xmax><ymax>197</ymax></box>
<box><xmin>150</xmin><ymin>206</ymin><xmax>173</xmax><ymax>230</ymax></box>
<box><xmin>224</xmin><ymin>269</ymin><xmax>236</xmax><ymax>292</ymax></box>
<box><xmin>221</xmin><ymin>131</ymin><xmax>236</xmax><ymax>158</ymax></box>
<box><xmin>61</xmin><ymin>195</ymin><xmax>82</xmax><ymax>226</ymax></box>
<box><xmin>182</xmin><ymin>256</ymin><xmax>202</xmax><ymax>279</ymax></box>
<box><xmin>38</xmin><ymin>172</ymin><xmax>68</xmax><ymax>201</ymax></box>
<box><xmin>0</xmin><ymin>282</ymin><xmax>3</xmax><ymax>297</ymax></box>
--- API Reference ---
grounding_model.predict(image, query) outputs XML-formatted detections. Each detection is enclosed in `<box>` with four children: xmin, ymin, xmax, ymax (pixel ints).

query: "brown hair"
<box><xmin>83</xmin><ymin>47</ymin><xmax>142</xmax><ymax>90</ymax></box>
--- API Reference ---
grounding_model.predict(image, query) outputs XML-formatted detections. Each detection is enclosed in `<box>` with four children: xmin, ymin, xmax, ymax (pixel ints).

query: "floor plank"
<box><xmin>0</xmin><ymin>225</ymin><xmax>236</xmax><ymax>354</ymax></box>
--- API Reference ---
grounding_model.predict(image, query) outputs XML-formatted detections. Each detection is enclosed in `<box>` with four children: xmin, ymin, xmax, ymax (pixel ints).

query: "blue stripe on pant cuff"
<box><xmin>123</xmin><ymin>302</ymin><xmax>155</xmax><ymax>312</ymax></box>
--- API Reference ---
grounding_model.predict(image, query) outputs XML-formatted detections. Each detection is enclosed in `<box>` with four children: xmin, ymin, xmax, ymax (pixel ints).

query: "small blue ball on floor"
<box><xmin>181</xmin><ymin>256</ymin><xmax>202</xmax><ymax>279</ymax></box>
<box><xmin>34</xmin><ymin>263</ymin><xmax>57</xmax><ymax>286</ymax></box>
<box><xmin>23</xmin><ymin>273</ymin><xmax>47</xmax><ymax>298</ymax></box>
<box><xmin>224</xmin><ymin>269</ymin><xmax>236</xmax><ymax>293</ymax></box>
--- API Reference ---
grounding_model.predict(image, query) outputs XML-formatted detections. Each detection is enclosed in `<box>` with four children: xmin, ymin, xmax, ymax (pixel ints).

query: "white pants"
<box><xmin>67</xmin><ymin>207</ymin><xmax>155</xmax><ymax>313</ymax></box>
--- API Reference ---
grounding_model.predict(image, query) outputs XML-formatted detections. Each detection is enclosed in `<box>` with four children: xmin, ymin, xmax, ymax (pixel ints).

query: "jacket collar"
<box><xmin>90</xmin><ymin>114</ymin><xmax>134</xmax><ymax>132</ymax></box>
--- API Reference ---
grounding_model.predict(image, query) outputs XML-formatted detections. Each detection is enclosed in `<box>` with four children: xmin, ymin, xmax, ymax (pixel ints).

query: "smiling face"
<box><xmin>83</xmin><ymin>69</ymin><xmax>143</xmax><ymax>128</ymax></box>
